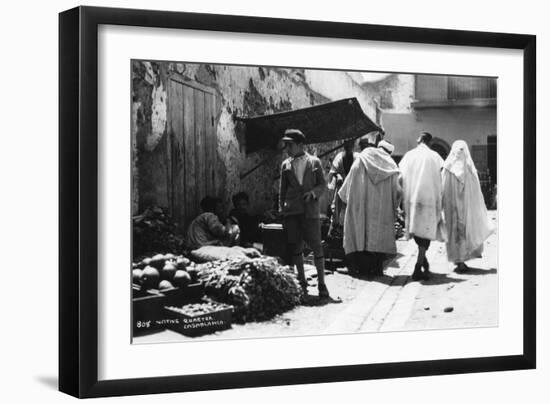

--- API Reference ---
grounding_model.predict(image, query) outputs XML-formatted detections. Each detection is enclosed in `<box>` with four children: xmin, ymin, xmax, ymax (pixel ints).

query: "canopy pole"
<box><xmin>239</xmin><ymin>151</ymin><xmax>280</xmax><ymax>180</ymax></box>
<box><xmin>240</xmin><ymin>133</ymin><xmax>364</xmax><ymax>181</ymax></box>
<box><xmin>272</xmin><ymin>135</ymin><xmax>364</xmax><ymax>180</ymax></box>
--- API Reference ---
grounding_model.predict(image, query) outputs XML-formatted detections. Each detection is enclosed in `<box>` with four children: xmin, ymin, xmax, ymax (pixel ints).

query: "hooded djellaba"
<box><xmin>338</xmin><ymin>144</ymin><xmax>401</xmax><ymax>265</ymax></box>
<box><xmin>442</xmin><ymin>140</ymin><xmax>494</xmax><ymax>271</ymax></box>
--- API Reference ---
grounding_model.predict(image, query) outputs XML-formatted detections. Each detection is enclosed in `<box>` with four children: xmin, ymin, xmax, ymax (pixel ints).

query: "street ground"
<box><xmin>135</xmin><ymin>211</ymin><xmax>498</xmax><ymax>344</ymax></box>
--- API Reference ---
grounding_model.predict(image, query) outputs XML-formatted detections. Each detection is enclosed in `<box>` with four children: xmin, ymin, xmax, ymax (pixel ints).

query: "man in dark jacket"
<box><xmin>229</xmin><ymin>191</ymin><xmax>260</xmax><ymax>247</ymax></box>
<box><xmin>279</xmin><ymin>129</ymin><xmax>331</xmax><ymax>300</ymax></box>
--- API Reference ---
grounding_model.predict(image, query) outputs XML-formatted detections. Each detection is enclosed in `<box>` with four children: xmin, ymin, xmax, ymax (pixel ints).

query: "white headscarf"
<box><xmin>442</xmin><ymin>139</ymin><xmax>493</xmax><ymax>259</ymax></box>
<box><xmin>443</xmin><ymin>140</ymin><xmax>477</xmax><ymax>183</ymax></box>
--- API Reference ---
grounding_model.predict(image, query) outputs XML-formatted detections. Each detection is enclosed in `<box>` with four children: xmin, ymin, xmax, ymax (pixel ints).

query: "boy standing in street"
<box><xmin>279</xmin><ymin>129</ymin><xmax>331</xmax><ymax>300</ymax></box>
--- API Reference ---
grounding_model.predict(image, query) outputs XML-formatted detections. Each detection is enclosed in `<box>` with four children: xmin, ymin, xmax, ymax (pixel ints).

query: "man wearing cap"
<box><xmin>399</xmin><ymin>132</ymin><xmax>446</xmax><ymax>281</ymax></box>
<box><xmin>338</xmin><ymin>139</ymin><xmax>401</xmax><ymax>278</ymax></box>
<box><xmin>279</xmin><ymin>129</ymin><xmax>331</xmax><ymax>300</ymax></box>
<box><xmin>378</xmin><ymin>139</ymin><xmax>395</xmax><ymax>156</ymax></box>
<box><xmin>359</xmin><ymin>130</ymin><xmax>382</xmax><ymax>151</ymax></box>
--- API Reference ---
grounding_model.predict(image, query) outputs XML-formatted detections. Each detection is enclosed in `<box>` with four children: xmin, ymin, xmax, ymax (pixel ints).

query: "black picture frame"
<box><xmin>59</xmin><ymin>5</ymin><xmax>536</xmax><ymax>398</ymax></box>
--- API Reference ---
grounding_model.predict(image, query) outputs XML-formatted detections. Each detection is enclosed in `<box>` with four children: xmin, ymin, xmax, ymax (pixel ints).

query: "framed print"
<box><xmin>59</xmin><ymin>5</ymin><xmax>536</xmax><ymax>398</ymax></box>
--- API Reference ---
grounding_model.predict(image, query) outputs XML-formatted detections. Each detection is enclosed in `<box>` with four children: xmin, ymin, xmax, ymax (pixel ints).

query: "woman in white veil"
<box><xmin>442</xmin><ymin>140</ymin><xmax>493</xmax><ymax>272</ymax></box>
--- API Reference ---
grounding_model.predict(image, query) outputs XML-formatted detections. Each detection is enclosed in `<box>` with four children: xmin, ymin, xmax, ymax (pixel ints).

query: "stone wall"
<box><xmin>131</xmin><ymin>60</ymin><xmax>379</xmax><ymax>222</ymax></box>
<box><xmin>376</xmin><ymin>74</ymin><xmax>496</xmax><ymax>153</ymax></box>
<box><xmin>362</xmin><ymin>74</ymin><xmax>415</xmax><ymax>113</ymax></box>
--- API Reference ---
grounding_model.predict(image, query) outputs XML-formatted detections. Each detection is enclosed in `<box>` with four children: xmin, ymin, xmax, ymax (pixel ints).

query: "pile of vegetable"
<box><xmin>132</xmin><ymin>253</ymin><xmax>198</xmax><ymax>291</ymax></box>
<box><xmin>197</xmin><ymin>257</ymin><xmax>303</xmax><ymax>322</ymax></box>
<box><xmin>132</xmin><ymin>206</ymin><xmax>186</xmax><ymax>259</ymax></box>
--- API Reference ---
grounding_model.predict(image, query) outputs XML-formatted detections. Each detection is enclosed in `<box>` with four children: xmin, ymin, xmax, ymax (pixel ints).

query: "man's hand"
<box><xmin>303</xmin><ymin>190</ymin><xmax>317</xmax><ymax>202</ymax></box>
<box><xmin>228</xmin><ymin>224</ymin><xmax>240</xmax><ymax>244</ymax></box>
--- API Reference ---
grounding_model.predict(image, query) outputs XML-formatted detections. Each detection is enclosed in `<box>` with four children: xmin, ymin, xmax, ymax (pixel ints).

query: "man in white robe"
<box><xmin>442</xmin><ymin>140</ymin><xmax>493</xmax><ymax>272</ymax></box>
<box><xmin>338</xmin><ymin>141</ymin><xmax>400</xmax><ymax>277</ymax></box>
<box><xmin>399</xmin><ymin>132</ymin><xmax>445</xmax><ymax>281</ymax></box>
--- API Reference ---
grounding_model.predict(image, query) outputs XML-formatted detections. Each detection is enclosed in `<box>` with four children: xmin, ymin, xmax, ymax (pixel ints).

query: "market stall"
<box><xmin>132</xmin><ymin>97</ymin><xmax>383</xmax><ymax>337</ymax></box>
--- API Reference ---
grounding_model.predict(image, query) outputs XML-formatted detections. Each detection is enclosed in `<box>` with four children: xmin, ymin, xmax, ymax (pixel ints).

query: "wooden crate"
<box><xmin>132</xmin><ymin>283</ymin><xmax>205</xmax><ymax>335</ymax></box>
<box><xmin>261</xmin><ymin>223</ymin><xmax>288</xmax><ymax>264</ymax></box>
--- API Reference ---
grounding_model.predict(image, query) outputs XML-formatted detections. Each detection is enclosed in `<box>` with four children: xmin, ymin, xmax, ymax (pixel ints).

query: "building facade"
<box><xmin>131</xmin><ymin>61</ymin><xmax>379</xmax><ymax>230</ymax></box>
<box><xmin>379</xmin><ymin>74</ymin><xmax>497</xmax><ymax>200</ymax></box>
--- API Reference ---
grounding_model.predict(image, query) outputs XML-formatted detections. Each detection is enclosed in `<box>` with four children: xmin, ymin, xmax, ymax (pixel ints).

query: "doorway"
<box><xmin>167</xmin><ymin>75</ymin><xmax>218</xmax><ymax>229</ymax></box>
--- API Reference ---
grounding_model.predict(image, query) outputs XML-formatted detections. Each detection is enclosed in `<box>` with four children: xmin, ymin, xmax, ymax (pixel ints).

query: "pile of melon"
<box><xmin>132</xmin><ymin>253</ymin><xmax>198</xmax><ymax>291</ymax></box>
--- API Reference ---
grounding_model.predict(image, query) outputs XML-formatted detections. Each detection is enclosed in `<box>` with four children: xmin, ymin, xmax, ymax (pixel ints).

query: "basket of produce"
<box><xmin>132</xmin><ymin>253</ymin><xmax>206</xmax><ymax>335</ymax></box>
<box><xmin>164</xmin><ymin>300</ymin><xmax>234</xmax><ymax>336</ymax></box>
<box><xmin>133</xmin><ymin>253</ymin><xmax>201</xmax><ymax>295</ymax></box>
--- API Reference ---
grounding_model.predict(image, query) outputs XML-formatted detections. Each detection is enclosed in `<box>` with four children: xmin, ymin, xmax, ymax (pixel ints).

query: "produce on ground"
<box><xmin>133</xmin><ymin>253</ymin><xmax>196</xmax><ymax>291</ymax></box>
<box><xmin>197</xmin><ymin>257</ymin><xmax>303</xmax><ymax>322</ymax></box>
<box><xmin>141</xmin><ymin>266</ymin><xmax>160</xmax><ymax>290</ymax></box>
<box><xmin>132</xmin><ymin>269</ymin><xmax>143</xmax><ymax>283</ymax></box>
<box><xmin>132</xmin><ymin>206</ymin><xmax>186</xmax><ymax>259</ymax></box>
<box><xmin>161</xmin><ymin>261</ymin><xmax>176</xmax><ymax>281</ymax></box>
<box><xmin>172</xmin><ymin>270</ymin><xmax>191</xmax><ymax>288</ymax></box>
<box><xmin>158</xmin><ymin>280</ymin><xmax>174</xmax><ymax>290</ymax></box>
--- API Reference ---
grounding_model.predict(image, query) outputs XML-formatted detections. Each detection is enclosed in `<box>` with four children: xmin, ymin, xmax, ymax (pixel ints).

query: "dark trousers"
<box><xmin>283</xmin><ymin>214</ymin><xmax>325</xmax><ymax>287</ymax></box>
<box><xmin>346</xmin><ymin>251</ymin><xmax>386</xmax><ymax>275</ymax></box>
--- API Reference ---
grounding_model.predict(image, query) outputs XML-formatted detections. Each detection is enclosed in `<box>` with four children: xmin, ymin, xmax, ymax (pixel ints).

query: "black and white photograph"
<box><xmin>131</xmin><ymin>60</ymin><xmax>498</xmax><ymax>343</ymax></box>
<box><xmin>0</xmin><ymin>0</ymin><xmax>545</xmax><ymax>401</ymax></box>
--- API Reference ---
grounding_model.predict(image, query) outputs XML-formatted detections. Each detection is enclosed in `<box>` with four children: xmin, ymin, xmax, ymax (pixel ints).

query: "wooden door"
<box><xmin>167</xmin><ymin>76</ymin><xmax>217</xmax><ymax>229</ymax></box>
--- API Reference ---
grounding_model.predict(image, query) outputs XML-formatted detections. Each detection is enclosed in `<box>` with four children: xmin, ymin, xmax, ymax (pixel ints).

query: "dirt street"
<box><xmin>135</xmin><ymin>211</ymin><xmax>498</xmax><ymax>344</ymax></box>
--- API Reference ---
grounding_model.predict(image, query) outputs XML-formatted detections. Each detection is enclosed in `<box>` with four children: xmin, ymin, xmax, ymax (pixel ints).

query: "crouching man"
<box><xmin>279</xmin><ymin>129</ymin><xmax>332</xmax><ymax>300</ymax></box>
<box><xmin>187</xmin><ymin>196</ymin><xmax>240</xmax><ymax>250</ymax></box>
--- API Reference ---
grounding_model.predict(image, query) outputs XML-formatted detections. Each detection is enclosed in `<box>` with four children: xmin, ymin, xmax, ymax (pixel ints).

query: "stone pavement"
<box><xmin>324</xmin><ymin>240</ymin><xmax>418</xmax><ymax>334</ymax></box>
<box><xmin>323</xmin><ymin>218</ymin><xmax>497</xmax><ymax>335</ymax></box>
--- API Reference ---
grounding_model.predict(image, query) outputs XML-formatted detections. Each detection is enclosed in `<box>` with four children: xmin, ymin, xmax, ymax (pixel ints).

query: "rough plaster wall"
<box><xmin>148</xmin><ymin>81</ymin><xmax>167</xmax><ymax>151</ymax></box>
<box><xmin>177</xmin><ymin>63</ymin><xmax>342</xmax><ymax>215</ymax></box>
<box><xmin>131</xmin><ymin>101</ymin><xmax>140</xmax><ymax>215</ymax></box>
<box><xmin>305</xmin><ymin>70</ymin><xmax>378</xmax><ymax>120</ymax></box>
<box><xmin>132</xmin><ymin>60</ymin><xmax>377</xmax><ymax>217</ymax></box>
<box><xmin>362</xmin><ymin>74</ymin><xmax>415</xmax><ymax>114</ymax></box>
<box><xmin>132</xmin><ymin>61</ymin><xmax>171</xmax><ymax>212</ymax></box>
<box><xmin>347</xmin><ymin>72</ymin><xmax>366</xmax><ymax>85</ymax></box>
<box><xmin>213</xmin><ymin>65</ymin><xmax>337</xmax><ymax>214</ymax></box>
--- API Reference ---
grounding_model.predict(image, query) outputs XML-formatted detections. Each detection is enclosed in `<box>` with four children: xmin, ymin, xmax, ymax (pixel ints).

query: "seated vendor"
<box><xmin>229</xmin><ymin>191</ymin><xmax>260</xmax><ymax>247</ymax></box>
<box><xmin>187</xmin><ymin>196</ymin><xmax>239</xmax><ymax>250</ymax></box>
